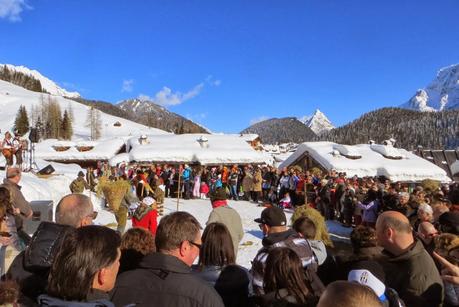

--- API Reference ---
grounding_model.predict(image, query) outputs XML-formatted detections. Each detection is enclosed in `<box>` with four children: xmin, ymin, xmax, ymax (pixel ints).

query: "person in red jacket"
<box><xmin>132</xmin><ymin>197</ymin><xmax>158</xmax><ymax>235</ymax></box>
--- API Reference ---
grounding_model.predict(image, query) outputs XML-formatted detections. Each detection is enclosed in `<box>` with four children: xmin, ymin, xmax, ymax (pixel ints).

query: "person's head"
<box><xmin>5</xmin><ymin>167</ymin><xmax>21</xmax><ymax>184</ymax></box>
<box><xmin>432</xmin><ymin>201</ymin><xmax>450</xmax><ymax>222</ymax></box>
<box><xmin>55</xmin><ymin>194</ymin><xmax>95</xmax><ymax>228</ymax></box>
<box><xmin>263</xmin><ymin>247</ymin><xmax>312</xmax><ymax>304</ymax></box>
<box><xmin>155</xmin><ymin>211</ymin><xmax>202</xmax><ymax>266</ymax></box>
<box><xmin>254</xmin><ymin>207</ymin><xmax>287</xmax><ymax>235</ymax></box>
<box><xmin>438</xmin><ymin>212</ymin><xmax>459</xmax><ymax>235</ymax></box>
<box><xmin>417</xmin><ymin>203</ymin><xmax>433</xmax><ymax>222</ymax></box>
<box><xmin>291</xmin><ymin>207</ymin><xmax>333</xmax><ymax>247</ymax></box>
<box><xmin>47</xmin><ymin>225</ymin><xmax>121</xmax><ymax>301</ymax></box>
<box><xmin>198</xmin><ymin>223</ymin><xmax>235</xmax><ymax>267</ymax></box>
<box><xmin>317</xmin><ymin>280</ymin><xmax>383</xmax><ymax>307</ymax></box>
<box><xmin>141</xmin><ymin>196</ymin><xmax>156</xmax><ymax>208</ymax></box>
<box><xmin>417</xmin><ymin>221</ymin><xmax>438</xmax><ymax>245</ymax></box>
<box><xmin>4</xmin><ymin>131</ymin><xmax>11</xmax><ymax>139</ymax></box>
<box><xmin>375</xmin><ymin>211</ymin><xmax>413</xmax><ymax>256</ymax></box>
<box><xmin>0</xmin><ymin>280</ymin><xmax>20</xmax><ymax>306</ymax></box>
<box><xmin>348</xmin><ymin>264</ymin><xmax>386</xmax><ymax>303</ymax></box>
<box><xmin>121</xmin><ymin>227</ymin><xmax>156</xmax><ymax>255</ymax></box>
<box><xmin>350</xmin><ymin>226</ymin><xmax>378</xmax><ymax>253</ymax></box>
<box><xmin>292</xmin><ymin>216</ymin><xmax>316</xmax><ymax>240</ymax></box>
<box><xmin>398</xmin><ymin>192</ymin><xmax>409</xmax><ymax>205</ymax></box>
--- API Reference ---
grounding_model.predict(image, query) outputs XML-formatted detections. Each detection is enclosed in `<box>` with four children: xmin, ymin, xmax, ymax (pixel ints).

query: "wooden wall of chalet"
<box><xmin>416</xmin><ymin>150</ymin><xmax>459</xmax><ymax>182</ymax></box>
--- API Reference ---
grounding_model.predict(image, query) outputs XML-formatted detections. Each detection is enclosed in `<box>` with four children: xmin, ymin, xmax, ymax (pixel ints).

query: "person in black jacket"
<box><xmin>251</xmin><ymin>207</ymin><xmax>324</xmax><ymax>296</ymax></box>
<box><xmin>6</xmin><ymin>194</ymin><xmax>96</xmax><ymax>306</ymax></box>
<box><xmin>37</xmin><ymin>225</ymin><xmax>120</xmax><ymax>307</ymax></box>
<box><xmin>111</xmin><ymin>211</ymin><xmax>224</xmax><ymax>307</ymax></box>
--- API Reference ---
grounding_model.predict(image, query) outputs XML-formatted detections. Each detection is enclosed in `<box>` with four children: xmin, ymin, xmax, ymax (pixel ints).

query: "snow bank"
<box><xmin>333</xmin><ymin>144</ymin><xmax>362</xmax><ymax>159</ymax></box>
<box><xmin>370</xmin><ymin>144</ymin><xmax>403</xmax><ymax>159</ymax></box>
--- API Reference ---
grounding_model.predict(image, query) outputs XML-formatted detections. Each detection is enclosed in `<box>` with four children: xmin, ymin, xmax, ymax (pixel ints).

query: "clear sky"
<box><xmin>1</xmin><ymin>0</ymin><xmax>459</xmax><ymax>133</ymax></box>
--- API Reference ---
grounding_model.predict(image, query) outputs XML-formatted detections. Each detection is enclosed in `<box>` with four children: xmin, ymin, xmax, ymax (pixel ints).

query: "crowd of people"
<box><xmin>0</xmin><ymin>161</ymin><xmax>459</xmax><ymax>306</ymax></box>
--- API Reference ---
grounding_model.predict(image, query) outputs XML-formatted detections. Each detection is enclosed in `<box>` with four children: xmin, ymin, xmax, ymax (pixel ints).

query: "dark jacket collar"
<box><xmin>382</xmin><ymin>239</ymin><xmax>424</xmax><ymax>261</ymax></box>
<box><xmin>138</xmin><ymin>252</ymin><xmax>191</xmax><ymax>274</ymax></box>
<box><xmin>37</xmin><ymin>292</ymin><xmax>114</xmax><ymax>307</ymax></box>
<box><xmin>262</xmin><ymin>229</ymin><xmax>297</xmax><ymax>247</ymax></box>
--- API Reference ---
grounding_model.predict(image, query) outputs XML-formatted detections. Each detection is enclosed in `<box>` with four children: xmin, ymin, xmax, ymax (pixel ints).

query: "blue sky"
<box><xmin>1</xmin><ymin>0</ymin><xmax>459</xmax><ymax>133</ymax></box>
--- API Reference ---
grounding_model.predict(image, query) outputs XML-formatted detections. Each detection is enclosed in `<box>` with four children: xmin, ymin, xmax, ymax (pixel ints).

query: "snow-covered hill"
<box><xmin>299</xmin><ymin>109</ymin><xmax>335</xmax><ymax>135</ymax></box>
<box><xmin>401</xmin><ymin>64</ymin><xmax>459</xmax><ymax>111</ymax></box>
<box><xmin>0</xmin><ymin>64</ymin><xmax>81</xmax><ymax>98</ymax></box>
<box><xmin>118</xmin><ymin>98</ymin><xmax>210</xmax><ymax>134</ymax></box>
<box><xmin>0</xmin><ymin>80</ymin><xmax>169</xmax><ymax>140</ymax></box>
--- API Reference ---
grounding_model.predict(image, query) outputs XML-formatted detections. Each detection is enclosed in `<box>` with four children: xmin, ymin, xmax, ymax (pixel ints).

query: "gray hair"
<box><xmin>55</xmin><ymin>194</ymin><xmax>94</xmax><ymax>227</ymax></box>
<box><xmin>418</xmin><ymin>203</ymin><xmax>433</xmax><ymax>215</ymax></box>
<box><xmin>6</xmin><ymin>167</ymin><xmax>21</xmax><ymax>179</ymax></box>
<box><xmin>398</xmin><ymin>192</ymin><xmax>409</xmax><ymax>199</ymax></box>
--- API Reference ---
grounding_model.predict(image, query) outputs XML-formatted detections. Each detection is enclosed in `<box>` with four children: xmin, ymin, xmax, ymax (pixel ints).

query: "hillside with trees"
<box><xmin>319</xmin><ymin>108</ymin><xmax>459</xmax><ymax>150</ymax></box>
<box><xmin>241</xmin><ymin>117</ymin><xmax>317</xmax><ymax>144</ymax></box>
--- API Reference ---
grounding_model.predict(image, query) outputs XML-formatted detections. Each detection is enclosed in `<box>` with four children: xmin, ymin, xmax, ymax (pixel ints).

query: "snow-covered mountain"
<box><xmin>117</xmin><ymin>98</ymin><xmax>210</xmax><ymax>134</ymax></box>
<box><xmin>299</xmin><ymin>109</ymin><xmax>335</xmax><ymax>135</ymax></box>
<box><xmin>0</xmin><ymin>63</ymin><xmax>81</xmax><ymax>98</ymax></box>
<box><xmin>0</xmin><ymin>80</ymin><xmax>168</xmax><ymax>140</ymax></box>
<box><xmin>401</xmin><ymin>64</ymin><xmax>459</xmax><ymax>111</ymax></box>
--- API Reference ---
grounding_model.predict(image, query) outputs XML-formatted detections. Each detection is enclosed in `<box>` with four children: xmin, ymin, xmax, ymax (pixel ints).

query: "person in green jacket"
<box><xmin>69</xmin><ymin>171</ymin><xmax>90</xmax><ymax>194</ymax></box>
<box><xmin>376</xmin><ymin>211</ymin><xmax>443</xmax><ymax>307</ymax></box>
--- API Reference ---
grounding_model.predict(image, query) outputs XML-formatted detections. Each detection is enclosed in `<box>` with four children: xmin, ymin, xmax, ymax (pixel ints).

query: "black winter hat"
<box><xmin>210</xmin><ymin>187</ymin><xmax>227</xmax><ymax>202</ymax></box>
<box><xmin>254</xmin><ymin>207</ymin><xmax>286</xmax><ymax>227</ymax></box>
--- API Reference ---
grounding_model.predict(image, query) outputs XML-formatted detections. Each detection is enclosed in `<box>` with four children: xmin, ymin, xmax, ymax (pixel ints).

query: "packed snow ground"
<box><xmin>4</xmin><ymin>166</ymin><xmax>351</xmax><ymax>269</ymax></box>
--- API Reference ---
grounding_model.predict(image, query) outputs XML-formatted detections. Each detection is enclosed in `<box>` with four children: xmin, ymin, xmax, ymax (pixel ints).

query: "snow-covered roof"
<box><xmin>127</xmin><ymin>134</ymin><xmax>272</xmax><ymax>165</ymax></box>
<box><xmin>279</xmin><ymin>142</ymin><xmax>451</xmax><ymax>182</ymax></box>
<box><xmin>35</xmin><ymin>137</ymin><xmax>127</xmax><ymax>161</ymax></box>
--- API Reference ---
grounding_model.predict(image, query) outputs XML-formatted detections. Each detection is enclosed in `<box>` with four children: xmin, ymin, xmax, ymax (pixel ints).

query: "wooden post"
<box><xmin>176</xmin><ymin>166</ymin><xmax>181</xmax><ymax>211</ymax></box>
<box><xmin>304</xmin><ymin>179</ymin><xmax>307</xmax><ymax>206</ymax></box>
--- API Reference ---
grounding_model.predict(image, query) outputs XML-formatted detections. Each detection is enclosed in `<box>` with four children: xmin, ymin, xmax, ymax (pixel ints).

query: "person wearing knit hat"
<box><xmin>206</xmin><ymin>187</ymin><xmax>243</xmax><ymax>257</ymax></box>
<box><xmin>132</xmin><ymin>196</ymin><xmax>158</xmax><ymax>235</ymax></box>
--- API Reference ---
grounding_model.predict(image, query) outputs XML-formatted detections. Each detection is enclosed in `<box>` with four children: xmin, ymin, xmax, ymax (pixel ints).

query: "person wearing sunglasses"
<box><xmin>112</xmin><ymin>211</ymin><xmax>224</xmax><ymax>307</ymax></box>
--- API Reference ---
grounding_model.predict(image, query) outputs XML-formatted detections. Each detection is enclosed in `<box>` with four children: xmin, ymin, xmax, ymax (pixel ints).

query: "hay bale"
<box><xmin>96</xmin><ymin>177</ymin><xmax>130</xmax><ymax>211</ymax></box>
<box><xmin>421</xmin><ymin>179</ymin><xmax>440</xmax><ymax>193</ymax></box>
<box><xmin>309</xmin><ymin>167</ymin><xmax>323</xmax><ymax>177</ymax></box>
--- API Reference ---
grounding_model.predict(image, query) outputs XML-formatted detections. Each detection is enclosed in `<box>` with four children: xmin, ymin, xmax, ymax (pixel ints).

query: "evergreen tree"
<box><xmin>61</xmin><ymin>110</ymin><xmax>73</xmax><ymax>140</ymax></box>
<box><xmin>13</xmin><ymin>105</ymin><xmax>30</xmax><ymax>136</ymax></box>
